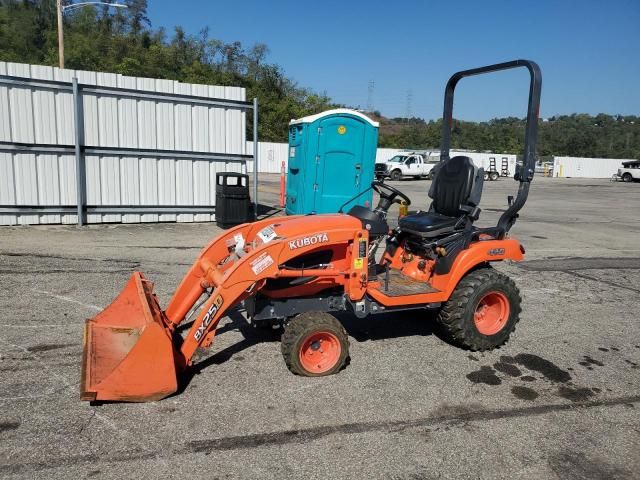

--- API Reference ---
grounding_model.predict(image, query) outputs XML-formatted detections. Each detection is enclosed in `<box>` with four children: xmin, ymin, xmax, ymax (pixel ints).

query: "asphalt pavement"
<box><xmin>0</xmin><ymin>176</ymin><xmax>638</xmax><ymax>479</ymax></box>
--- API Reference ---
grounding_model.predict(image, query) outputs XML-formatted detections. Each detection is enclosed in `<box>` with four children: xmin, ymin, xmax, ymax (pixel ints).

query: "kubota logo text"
<box><xmin>288</xmin><ymin>233</ymin><xmax>329</xmax><ymax>250</ymax></box>
<box><xmin>194</xmin><ymin>295</ymin><xmax>224</xmax><ymax>341</ymax></box>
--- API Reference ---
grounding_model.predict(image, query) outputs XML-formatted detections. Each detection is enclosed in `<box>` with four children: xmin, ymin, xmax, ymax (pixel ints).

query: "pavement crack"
<box><xmin>78</xmin><ymin>410</ymin><xmax>96</xmax><ymax>436</ymax></box>
<box><xmin>182</xmin><ymin>395</ymin><xmax>640</xmax><ymax>454</ymax></box>
<box><xmin>3</xmin><ymin>395</ymin><xmax>639</xmax><ymax>474</ymax></box>
<box><xmin>563</xmin><ymin>271</ymin><xmax>640</xmax><ymax>294</ymax></box>
<box><xmin>0</xmin><ymin>251</ymin><xmax>138</xmax><ymax>266</ymax></box>
<box><xmin>519</xmin><ymin>256</ymin><xmax>640</xmax><ymax>272</ymax></box>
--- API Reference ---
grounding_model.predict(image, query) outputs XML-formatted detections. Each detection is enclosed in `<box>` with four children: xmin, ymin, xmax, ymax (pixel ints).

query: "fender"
<box><xmin>429</xmin><ymin>238</ymin><xmax>524</xmax><ymax>297</ymax></box>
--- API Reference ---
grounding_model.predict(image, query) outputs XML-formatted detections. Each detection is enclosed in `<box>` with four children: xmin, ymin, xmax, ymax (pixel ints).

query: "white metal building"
<box><xmin>0</xmin><ymin>61</ymin><xmax>250</xmax><ymax>226</ymax></box>
<box><xmin>553</xmin><ymin>156</ymin><xmax>632</xmax><ymax>178</ymax></box>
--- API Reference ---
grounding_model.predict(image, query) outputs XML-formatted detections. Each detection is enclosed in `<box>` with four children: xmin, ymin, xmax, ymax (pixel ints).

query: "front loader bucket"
<box><xmin>81</xmin><ymin>272</ymin><xmax>182</xmax><ymax>402</ymax></box>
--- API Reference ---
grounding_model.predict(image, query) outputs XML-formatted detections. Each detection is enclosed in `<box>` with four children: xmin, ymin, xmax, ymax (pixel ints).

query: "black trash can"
<box><xmin>215</xmin><ymin>172</ymin><xmax>251</xmax><ymax>228</ymax></box>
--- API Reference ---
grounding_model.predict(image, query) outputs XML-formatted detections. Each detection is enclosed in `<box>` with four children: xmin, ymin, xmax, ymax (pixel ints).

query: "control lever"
<box><xmin>384</xmin><ymin>264</ymin><xmax>390</xmax><ymax>292</ymax></box>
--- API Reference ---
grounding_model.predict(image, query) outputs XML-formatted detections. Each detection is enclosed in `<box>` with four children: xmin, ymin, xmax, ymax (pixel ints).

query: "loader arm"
<box><xmin>178</xmin><ymin>226</ymin><xmax>368</xmax><ymax>361</ymax></box>
<box><xmin>164</xmin><ymin>215</ymin><xmax>304</xmax><ymax>327</ymax></box>
<box><xmin>82</xmin><ymin>218</ymin><xmax>368</xmax><ymax>402</ymax></box>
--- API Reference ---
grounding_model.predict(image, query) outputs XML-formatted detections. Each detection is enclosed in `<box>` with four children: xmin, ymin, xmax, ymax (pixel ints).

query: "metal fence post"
<box><xmin>72</xmin><ymin>77</ymin><xmax>86</xmax><ymax>226</ymax></box>
<box><xmin>253</xmin><ymin>97</ymin><xmax>259</xmax><ymax>219</ymax></box>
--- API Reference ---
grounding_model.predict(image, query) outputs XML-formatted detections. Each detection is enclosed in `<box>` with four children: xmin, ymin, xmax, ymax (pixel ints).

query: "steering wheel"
<box><xmin>371</xmin><ymin>180</ymin><xmax>411</xmax><ymax>208</ymax></box>
<box><xmin>370</xmin><ymin>180</ymin><xmax>411</xmax><ymax>216</ymax></box>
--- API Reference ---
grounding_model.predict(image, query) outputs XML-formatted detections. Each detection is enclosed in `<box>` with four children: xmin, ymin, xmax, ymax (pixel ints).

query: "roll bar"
<box><xmin>440</xmin><ymin>59</ymin><xmax>542</xmax><ymax>235</ymax></box>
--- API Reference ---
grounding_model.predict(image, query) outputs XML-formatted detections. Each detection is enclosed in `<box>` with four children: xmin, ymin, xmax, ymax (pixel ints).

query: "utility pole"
<box><xmin>57</xmin><ymin>0</ymin><xmax>65</xmax><ymax>68</ymax></box>
<box><xmin>56</xmin><ymin>2</ymin><xmax>128</xmax><ymax>70</ymax></box>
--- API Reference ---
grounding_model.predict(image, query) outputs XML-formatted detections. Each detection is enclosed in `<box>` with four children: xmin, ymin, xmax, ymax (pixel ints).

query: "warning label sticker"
<box><xmin>250</xmin><ymin>252</ymin><xmax>275</xmax><ymax>275</ymax></box>
<box><xmin>257</xmin><ymin>225</ymin><xmax>277</xmax><ymax>244</ymax></box>
<box><xmin>233</xmin><ymin>233</ymin><xmax>245</xmax><ymax>250</ymax></box>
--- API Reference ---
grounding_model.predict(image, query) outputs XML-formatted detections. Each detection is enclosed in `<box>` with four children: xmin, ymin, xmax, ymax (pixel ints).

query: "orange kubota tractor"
<box><xmin>81</xmin><ymin>60</ymin><xmax>542</xmax><ymax>402</ymax></box>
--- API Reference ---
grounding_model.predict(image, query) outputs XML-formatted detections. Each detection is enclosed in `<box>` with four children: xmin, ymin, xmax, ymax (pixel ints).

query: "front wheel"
<box><xmin>436</xmin><ymin>267</ymin><xmax>521</xmax><ymax>351</ymax></box>
<box><xmin>623</xmin><ymin>173</ymin><xmax>633</xmax><ymax>183</ymax></box>
<box><xmin>489</xmin><ymin>171</ymin><xmax>499</xmax><ymax>181</ymax></box>
<box><xmin>281</xmin><ymin>312</ymin><xmax>349</xmax><ymax>376</ymax></box>
<box><xmin>390</xmin><ymin>169</ymin><xmax>402</xmax><ymax>181</ymax></box>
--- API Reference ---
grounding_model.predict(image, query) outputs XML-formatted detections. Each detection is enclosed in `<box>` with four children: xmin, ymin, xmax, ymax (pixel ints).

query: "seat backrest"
<box><xmin>428</xmin><ymin>156</ymin><xmax>484</xmax><ymax>217</ymax></box>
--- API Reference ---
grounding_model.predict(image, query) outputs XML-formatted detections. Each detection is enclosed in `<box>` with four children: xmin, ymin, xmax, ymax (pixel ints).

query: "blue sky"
<box><xmin>147</xmin><ymin>0</ymin><xmax>640</xmax><ymax>121</ymax></box>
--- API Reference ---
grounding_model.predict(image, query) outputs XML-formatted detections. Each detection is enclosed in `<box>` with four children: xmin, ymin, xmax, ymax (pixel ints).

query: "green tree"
<box><xmin>1</xmin><ymin>1</ymin><xmax>638</xmax><ymax>155</ymax></box>
<box><xmin>0</xmin><ymin>0</ymin><xmax>335</xmax><ymax>142</ymax></box>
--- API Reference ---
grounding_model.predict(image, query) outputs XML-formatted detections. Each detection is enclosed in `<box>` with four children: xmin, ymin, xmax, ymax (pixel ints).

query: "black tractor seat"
<box><xmin>398</xmin><ymin>155</ymin><xmax>484</xmax><ymax>239</ymax></box>
<box><xmin>398</xmin><ymin>211</ymin><xmax>462</xmax><ymax>237</ymax></box>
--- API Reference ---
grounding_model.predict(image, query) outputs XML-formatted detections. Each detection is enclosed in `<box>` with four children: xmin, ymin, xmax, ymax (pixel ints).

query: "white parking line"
<box><xmin>32</xmin><ymin>289</ymin><xmax>102</xmax><ymax>312</ymax></box>
<box><xmin>0</xmin><ymin>324</ymin><xmax>82</xmax><ymax>328</ymax></box>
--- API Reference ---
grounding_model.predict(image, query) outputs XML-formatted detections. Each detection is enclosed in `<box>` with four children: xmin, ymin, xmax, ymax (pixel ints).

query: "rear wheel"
<box><xmin>489</xmin><ymin>171</ymin><xmax>499</xmax><ymax>181</ymax></box>
<box><xmin>623</xmin><ymin>173</ymin><xmax>633</xmax><ymax>183</ymax></box>
<box><xmin>437</xmin><ymin>267</ymin><xmax>521</xmax><ymax>351</ymax></box>
<box><xmin>390</xmin><ymin>169</ymin><xmax>402</xmax><ymax>181</ymax></box>
<box><xmin>281</xmin><ymin>312</ymin><xmax>349</xmax><ymax>376</ymax></box>
<box><xmin>483</xmin><ymin>172</ymin><xmax>489</xmax><ymax>181</ymax></box>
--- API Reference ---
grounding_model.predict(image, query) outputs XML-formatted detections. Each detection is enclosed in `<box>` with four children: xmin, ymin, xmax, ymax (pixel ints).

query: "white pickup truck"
<box><xmin>617</xmin><ymin>160</ymin><xmax>640</xmax><ymax>182</ymax></box>
<box><xmin>375</xmin><ymin>153</ymin><xmax>439</xmax><ymax>181</ymax></box>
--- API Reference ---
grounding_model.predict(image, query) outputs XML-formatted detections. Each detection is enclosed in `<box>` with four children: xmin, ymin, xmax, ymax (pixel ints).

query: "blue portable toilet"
<box><xmin>286</xmin><ymin>109</ymin><xmax>379</xmax><ymax>215</ymax></box>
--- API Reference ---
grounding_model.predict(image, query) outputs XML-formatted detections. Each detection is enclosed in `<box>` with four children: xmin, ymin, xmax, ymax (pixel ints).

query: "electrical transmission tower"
<box><xmin>406</xmin><ymin>89</ymin><xmax>413</xmax><ymax>119</ymax></box>
<box><xmin>367</xmin><ymin>80</ymin><xmax>375</xmax><ymax>112</ymax></box>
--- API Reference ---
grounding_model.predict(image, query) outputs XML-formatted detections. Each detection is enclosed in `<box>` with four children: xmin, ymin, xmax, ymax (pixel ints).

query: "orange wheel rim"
<box><xmin>474</xmin><ymin>291</ymin><xmax>510</xmax><ymax>335</ymax></box>
<box><xmin>299</xmin><ymin>331</ymin><xmax>341</xmax><ymax>374</ymax></box>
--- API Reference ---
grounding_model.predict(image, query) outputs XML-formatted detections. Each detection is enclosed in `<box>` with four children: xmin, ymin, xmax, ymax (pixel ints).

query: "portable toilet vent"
<box><xmin>286</xmin><ymin>109</ymin><xmax>379</xmax><ymax>215</ymax></box>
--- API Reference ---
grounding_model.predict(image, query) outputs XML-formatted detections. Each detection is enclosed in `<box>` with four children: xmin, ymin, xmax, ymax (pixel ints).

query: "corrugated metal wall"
<box><xmin>245</xmin><ymin>141</ymin><xmax>289</xmax><ymax>173</ymax></box>
<box><xmin>0</xmin><ymin>63</ymin><xmax>76</xmax><ymax>225</ymax></box>
<box><xmin>0</xmin><ymin>61</ymin><xmax>247</xmax><ymax>225</ymax></box>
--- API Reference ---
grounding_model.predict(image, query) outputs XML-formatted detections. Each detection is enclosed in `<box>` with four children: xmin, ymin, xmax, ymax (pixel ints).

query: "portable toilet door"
<box><xmin>286</xmin><ymin>109</ymin><xmax>379</xmax><ymax>215</ymax></box>
<box><xmin>286</xmin><ymin>123</ymin><xmax>307</xmax><ymax>214</ymax></box>
<box><xmin>315</xmin><ymin>114</ymin><xmax>373</xmax><ymax>213</ymax></box>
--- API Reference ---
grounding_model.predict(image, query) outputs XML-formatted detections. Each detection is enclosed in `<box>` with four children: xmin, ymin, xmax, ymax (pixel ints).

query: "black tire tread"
<box><xmin>390</xmin><ymin>170</ymin><xmax>402</xmax><ymax>181</ymax></box>
<box><xmin>437</xmin><ymin>267</ymin><xmax>521</xmax><ymax>351</ymax></box>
